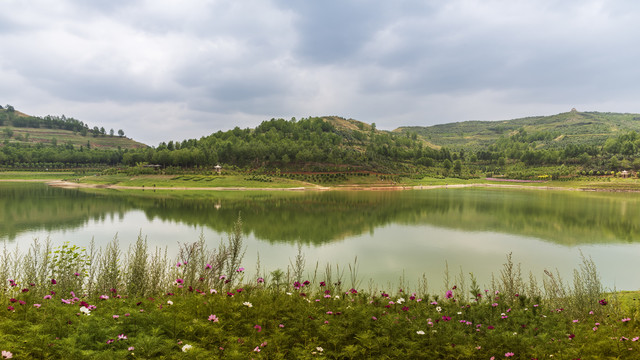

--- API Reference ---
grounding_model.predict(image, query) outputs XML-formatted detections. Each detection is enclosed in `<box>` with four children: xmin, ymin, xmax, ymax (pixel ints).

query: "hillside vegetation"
<box><xmin>396</xmin><ymin>109</ymin><xmax>640</xmax><ymax>151</ymax></box>
<box><xmin>3</xmin><ymin>104</ymin><xmax>640</xmax><ymax>182</ymax></box>
<box><xmin>0</xmin><ymin>106</ymin><xmax>145</xmax><ymax>150</ymax></box>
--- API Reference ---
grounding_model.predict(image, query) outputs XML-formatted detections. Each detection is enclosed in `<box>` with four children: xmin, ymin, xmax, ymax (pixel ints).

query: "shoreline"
<box><xmin>2</xmin><ymin>178</ymin><xmax>639</xmax><ymax>193</ymax></box>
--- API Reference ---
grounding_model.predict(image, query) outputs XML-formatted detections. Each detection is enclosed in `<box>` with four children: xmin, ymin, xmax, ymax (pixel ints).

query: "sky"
<box><xmin>2</xmin><ymin>0</ymin><xmax>640</xmax><ymax>146</ymax></box>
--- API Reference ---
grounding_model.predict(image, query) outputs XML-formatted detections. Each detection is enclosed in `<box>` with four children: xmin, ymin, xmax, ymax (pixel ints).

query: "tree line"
<box><xmin>3</xmin><ymin>111</ymin><xmax>640</xmax><ymax>175</ymax></box>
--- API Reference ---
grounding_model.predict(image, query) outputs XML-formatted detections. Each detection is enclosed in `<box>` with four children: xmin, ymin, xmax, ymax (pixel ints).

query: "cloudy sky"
<box><xmin>2</xmin><ymin>0</ymin><xmax>640</xmax><ymax>145</ymax></box>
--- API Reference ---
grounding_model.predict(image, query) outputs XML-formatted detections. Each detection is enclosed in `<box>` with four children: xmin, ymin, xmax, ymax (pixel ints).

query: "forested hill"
<box><xmin>395</xmin><ymin>110</ymin><xmax>640</xmax><ymax>151</ymax></box>
<box><xmin>122</xmin><ymin>116</ymin><xmax>435</xmax><ymax>171</ymax></box>
<box><xmin>0</xmin><ymin>105</ymin><xmax>145</xmax><ymax>150</ymax></box>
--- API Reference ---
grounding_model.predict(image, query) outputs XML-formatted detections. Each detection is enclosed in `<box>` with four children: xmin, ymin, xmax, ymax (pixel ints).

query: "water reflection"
<box><xmin>2</xmin><ymin>183</ymin><xmax>640</xmax><ymax>246</ymax></box>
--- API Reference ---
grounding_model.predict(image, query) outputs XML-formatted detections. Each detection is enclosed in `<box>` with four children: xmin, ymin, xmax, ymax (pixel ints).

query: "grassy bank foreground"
<box><xmin>1</xmin><ymin>218</ymin><xmax>639</xmax><ymax>359</ymax></box>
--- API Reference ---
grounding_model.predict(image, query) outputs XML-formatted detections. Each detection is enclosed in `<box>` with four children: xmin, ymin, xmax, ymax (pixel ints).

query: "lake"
<box><xmin>2</xmin><ymin>182</ymin><xmax>639</xmax><ymax>291</ymax></box>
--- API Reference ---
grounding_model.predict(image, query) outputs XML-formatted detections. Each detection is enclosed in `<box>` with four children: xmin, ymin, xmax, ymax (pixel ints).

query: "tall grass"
<box><xmin>0</xmin><ymin>220</ymin><xmax>637</xmax><ymax>359</ymax></box>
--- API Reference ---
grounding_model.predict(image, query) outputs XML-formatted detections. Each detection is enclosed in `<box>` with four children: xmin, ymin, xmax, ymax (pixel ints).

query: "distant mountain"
<box><xmin>0</xmin><ymin>106</ymin><xmax>146</xmax><ymax>150</ymax></box>
<box><xmin>395</xmin><ymin>110</ymin><xmax>640</xmax><ymax>151</ymax></box>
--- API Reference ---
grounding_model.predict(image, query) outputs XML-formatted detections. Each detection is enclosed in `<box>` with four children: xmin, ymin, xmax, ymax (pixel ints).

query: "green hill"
<box><xmin>395</xmin><ymin>109</ymin><xmax>640</xmax><ymax>151</ymax></box>
<box><xmin>0</xmin><ymin>106</ymin><xmax>146</xmax><ymax>150</ymax></box>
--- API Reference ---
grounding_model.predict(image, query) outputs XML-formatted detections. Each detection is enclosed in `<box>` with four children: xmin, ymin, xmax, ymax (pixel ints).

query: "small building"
<box><xmin>214</xmin><ymin>164</ymin><xmax>222</xmax><ymax>174</ymax></box>
<box><xmin>621</xmin><ymin>170</ymin><xmax>630</xmax><ymax>178</ymax></box>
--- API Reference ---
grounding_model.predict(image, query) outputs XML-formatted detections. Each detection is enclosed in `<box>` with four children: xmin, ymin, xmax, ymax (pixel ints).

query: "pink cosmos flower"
<box><xmin>208</xmin><ymin>314</ymin><xmax>219</xmax><ymax>322</ymax></box>
<box><xmin>505</xmin><ymin>352</ymin><xmax>514</xmax><ymax>357</ymax></box>
<box><xmin>2</xmin><ymin>350</ymin><xmax>13</xmax><ymax>358</ymax></box>
<box><xmin>128</xmin><ymin>347</ymin><xmax>135</xmax><ymax>351</ymax></box>
<box><xmin>33</xmin><ymin>304</ymin><xmax>41</xmax><ymax>308</ymax></box>
<box><xmin>446</xmin><ymin>290</ymin><xmax>453</xmax><ymax>299</ymax></box>
<box><xmin>622</xmin><ymin>318</ymin><xmax>632</xmax><ymax>322</ymax></box>
<box><xmin>254</xmin><ymin>325</ymin><xmax>262</xmax><ymax>332</ymax></box>
<box><xmin>113</xmin><ymin>315</ymin><xmax>119</xmax><ymax>319</ymax></box>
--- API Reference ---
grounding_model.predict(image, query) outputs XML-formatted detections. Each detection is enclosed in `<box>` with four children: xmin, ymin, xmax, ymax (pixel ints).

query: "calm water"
<box><xmin>2</xmin><ymin>182</ymin><xmax>640</xmax><ymax>291</ymax></box>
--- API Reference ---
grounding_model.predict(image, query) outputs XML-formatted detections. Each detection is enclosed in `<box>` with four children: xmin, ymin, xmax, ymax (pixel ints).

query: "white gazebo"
<box><xmin>214</xmin><ymin>164</ymin><xmax>222</xmax><ymax>174</ymax></box>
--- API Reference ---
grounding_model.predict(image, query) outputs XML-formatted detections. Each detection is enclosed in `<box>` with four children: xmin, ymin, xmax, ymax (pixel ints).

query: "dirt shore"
<box><xmin>1</xmin><ymin>178</ymin><xmax>635</xmax><ymax>192</ymax></box>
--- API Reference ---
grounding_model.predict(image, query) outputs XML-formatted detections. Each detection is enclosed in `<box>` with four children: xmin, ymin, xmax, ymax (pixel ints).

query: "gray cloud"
<box><xmin>2</xmin><ymin>0</ymin><xmax>640</xmax><ymax>144</ymax></box>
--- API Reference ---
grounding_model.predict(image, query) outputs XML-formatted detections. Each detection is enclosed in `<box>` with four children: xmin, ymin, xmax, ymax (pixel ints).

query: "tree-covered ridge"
<box><xmin>1</xmin><ymin>105</ymin><xmax>144</xmax><ymax>167</ymax></box>
<box><xmin>122</xmin><ymin>116</ymin><xmax>438</xmax><ymax>171</ymax></box>
<box><xmin>0</xmin><ymin>105</ymin><xmax>124</xmax><ymax>137</ymax></box>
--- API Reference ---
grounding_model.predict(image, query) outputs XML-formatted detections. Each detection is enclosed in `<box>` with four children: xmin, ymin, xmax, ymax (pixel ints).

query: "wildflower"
<box><xmin>205</xmin><ymin>264</ymin><xmax>212</xmax><ymax>269</ymax></box>
<box><xmin>279</xmin><ymin>324</ymin><xmax>285</xmax><ymax>328</ymax></box>
<box><xmin>208</xmin><ymin>314</ymin><xmax>219</xmax><ymax>322</ymax></box>
<box><xmin>6</xmin><ymin>306</ymin><xmax>14</xmax><ymax>312</ymax></box>
<box><xmin>402</xmin><ymin>306</ymin><xmax>409</xmax><ymax>311</ymax></box>
<box><xmin>21</xmin><ymin>288</ymin><xmax>29</xmax><ymax>293</ymax></box>
<box><xmin>568</xmin><ymin>334</ymin><xmax>575</xmax><ymax>340</ymax></box>
<box><xmin>254</xmin><ymin>346</ymin><xmax>261</xmax><ymax>352</ymax></box>
<box><xmin>505</xmin><ymin>352</ymin><xmax>514</xmax><ymax>357</ymax></box>
<box><xmin>593</xmin><ymin>327</ymin><xmax>598</xmax><ymax>331</ymax></box>
<box><xmin>51</xmin><ymin>279</ymin><xmax>57</xmax><ymax>285</ymax></box>
<box><xmin>487</xmin><ymin>325</ymin><xmax>495</xmax><ymax>330</ymax></box>
<box><xmin>436</xmin><ymin>306</ymin><xmax>442</xmax><ymax>312</ymax></box>
<box><xmin>492</xmin><ymin>303</ymin><xmax>499</xmax><ymax>307</ymax></box>
<box><xmin>243</xmin><ymin>302</ymin><xmax>253</xmax><ymax>308</ymax></box>
<box><xmin>181</xmin><ymin>344</ymin><xmax>192</xmax><ymax>352</ymax></box>
<box><xmin>106</xmin><ymin>339</ymin><xmax>115</xmax><ymax>344</ymax></box>
<box><xmin>18</xmin><ymin>301</ymin><xmax>25</xmax><ymax>305</ymax></box>
<box><xmin>372</xmin><ymin>316</ymin><xmax>378</xmax><ymax>321</ymax></box>
<box><xmin>599</xmin><ymin>299</ymin><xmax>608</xmax><ymax>306</ymax></box>
<box><xmin>416</xmin><ymin>330</ymin><xmax>425</xmax><ymax>335</ymax></box>
<box><xmin>79</xmin><ymin>306</ymin><xmax>91</xmax><ymax>315</ymax></box>
<box><xmin>237</xmin><ymin>267</ymin><xmax>244</xmax><ymax>272</ymax></box>
<box><xmin>118</xmin><ymin>334</ymin><xmax>127</xmax><ymax>340</ymax></box>
<box><xmin>34</xmin><ymin>304</ymin><xmax>41</xmax><ymax>308</ymax></box>
<box><xmin>219</xmin><ymin>275</ymin><xmax>226</xmax><ymax>280</ymax></box>
<box><xmin>316</xmin><ymin>347</ymin><xmax>324</xmax><ymax>352</ymax></box>
<box><xmin>572</xmin><ymin>319</ymin><xmax>579</xmax><ymax>323</ymax></box>
<box><xmin>622</xmin><ymin>317</ymin><xmax>632</xmax><ymax>322</ymax></box>
<box><xmin>113</xmin><ymin>315</ymin><xmax>119</xmax><ymax>319</ymax></box>
<box><xmin>210</xmin><ymin>289</ymin><xmax>217</xmax><ymax>294</ymax></box>
<box><xmin>633</xmin><ymin>337</ymin><xmax>639</xmax><ymax>342</ymax></box>
<box><xmin>128</xmin><ymin>347</ymin><xmax>135</xmax><ymax>351</ymax></box>
<box><xmin>257</xmin><ymin>277</ymin><xmax>264</xmax><ymax>283</ymax></box>
<box><xmin>397</xmin><ymin>297</ymin><xmax>405</xmax><ymax>304</ymax></box>
<box><xmin>320</xmin><ymin>281</ymin><xmax>326</xmax><ymax>286</ymax></box>
<box><xmin>99</xmin><ymin>295</ymin><xmax>109</xmax><ymax>300</ymax></box>
<box><xmin>1</xmin><ymin>351</ymin><xmax>12</xmax><ymax>359</ymax></box>
<box><xmin>446</xmin><ymin>290</ymin><xmax>453</xmax><ymax>299</ymax></box>
<box><xmin>167</xmin><ymin>300</ymin><xmax>173</xmax><ymax>305</ymax></box>
<box><xmin>254</xmin><ymin>325</ymin><xmax>262</xmax><ymax>332</ymax></box>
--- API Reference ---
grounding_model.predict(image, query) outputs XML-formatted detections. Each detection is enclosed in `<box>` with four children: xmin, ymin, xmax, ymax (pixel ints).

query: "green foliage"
<box><xmin>0</xmin><ymin>235</ymin><xmax>637</xmax><ymax>359</ymax></box>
